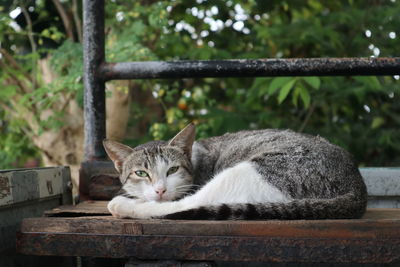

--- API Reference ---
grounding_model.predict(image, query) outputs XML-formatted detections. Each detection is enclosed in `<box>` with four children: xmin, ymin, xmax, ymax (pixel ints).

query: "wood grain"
<box><xmin>23</xmin><ymin>201</ymin><xmax>400</xmax><ymax>239</ymax></box>
<box><xmin>45</xmin><ymin>200</ymin><xmax>400</xmax><ymax>219</ymax></box>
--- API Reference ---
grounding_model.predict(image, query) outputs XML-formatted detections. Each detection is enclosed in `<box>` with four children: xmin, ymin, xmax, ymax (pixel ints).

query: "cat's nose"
<box><xmin>155</xmin><ymin>188</ymin><xmax>166</xmax><ymax>196</ymax></box>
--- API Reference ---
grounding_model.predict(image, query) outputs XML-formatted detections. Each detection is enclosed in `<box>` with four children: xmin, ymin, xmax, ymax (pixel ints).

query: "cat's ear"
<box><xmin>103</xmin><ymin>139</ymin><xmax>134</xmax><ymax>173</ymax></box>
<box><xmin>168</xmin><ymin>123</ymin><xmax>196</xmax><ymax>157</ymax></box>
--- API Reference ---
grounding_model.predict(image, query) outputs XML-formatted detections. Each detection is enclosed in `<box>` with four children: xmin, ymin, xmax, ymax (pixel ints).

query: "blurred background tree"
<box><xmin>0</xmin><ymin>0</ymin><xmax>399</xmax><ymax>191</ymax></box>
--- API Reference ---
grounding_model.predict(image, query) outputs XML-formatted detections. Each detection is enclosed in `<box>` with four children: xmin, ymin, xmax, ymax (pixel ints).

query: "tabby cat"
<box><xmin>103</xmin><ymin>123</ymin><xmax>367</xmax><ymax>220</ymax></box>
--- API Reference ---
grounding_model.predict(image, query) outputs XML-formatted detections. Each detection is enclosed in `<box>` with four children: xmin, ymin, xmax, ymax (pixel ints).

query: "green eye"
<box><xmin>135</xmin><ymin>170</ymin><xmax>149</xmax><ymax>178</ymax></box>
<box><xmin>167</xmin><ymin>166</ymin><xmax>179</xmax><ymax>176</ymax></box>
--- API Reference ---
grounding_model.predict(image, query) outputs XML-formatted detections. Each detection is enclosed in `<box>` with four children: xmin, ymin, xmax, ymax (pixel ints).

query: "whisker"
<box><xmin>175</xmin><ymin>184</ymin><xmax>195</xmax><ymax>188</ymax></box>
<box><xmin>175</xmin><ymin>185</ymin><xmax>200</xmax><ymax>190</ymax></box>
<box><xmin>175</xmin><ymin>186</ymin><xmax>199</xmax><ymax>190</ymax></box>
<box><xmin>173</xmin><ymin>189</ymin><xmax>198</xmax><ymax>195</ymax></box>
<box><xmin>174</xmin><ymin>191</ymin><xmax>191</xmax><ymax>196</ymax></box>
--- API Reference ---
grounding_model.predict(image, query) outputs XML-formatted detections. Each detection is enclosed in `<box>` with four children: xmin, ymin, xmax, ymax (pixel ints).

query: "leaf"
<box><xmin>131</xmin><ymin>21</ymin><xmax>146</xmax><ymax>37</ymax></box>
<box><xmin>371</xmin><ymin>117</ymin><xmax>385</xmax><ymax>129</ymax></box>
<box><xmin>303</xmin><ymin>77</ymin><xmax>321</xmax><ymax>90</ymax></box>
<box><xmin>353</xmin><ymin>76</ymin><xmax>381</xmax><ymax>90</ymax></box>
<box><xmin>292</xmin><ymin>87</ymin><xmax>300</xmax><ymax>107</ymax></box>
<box><xmin>248</xmin><ymin>78</ymin><xmax>269</xmax><ymax>97</ymax></box>
<box><xmin>277</xmin><ymin>79</ymin><xmax>296</xmax><ymax>104</ymax></box>
<box><xmin>0</xmin><ymin>85</ymin><xmax>17</xmax><ymax>98</ymax></box>
<box><xmin>299</xmin><ymin>87</ymin><xmax>311</xmax><ymax>108</ymax></box>
<box><xmin>268</xmin><ymin>77</ymin><xmax>292</xmax><ymax>95</ymax></box>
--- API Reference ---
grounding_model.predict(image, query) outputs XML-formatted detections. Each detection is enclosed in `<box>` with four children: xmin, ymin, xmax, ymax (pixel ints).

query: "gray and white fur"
<box><xmin>103</xmin><ymin>123</ymin><xmax>367</xmax><ymax>220</ymax></box>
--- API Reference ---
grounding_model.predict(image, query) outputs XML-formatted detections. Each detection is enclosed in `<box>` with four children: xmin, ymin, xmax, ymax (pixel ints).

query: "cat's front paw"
<box><xmin>107</xmin><ymin>199</ymin><xmax>123</xmax><ymax>218</ymax></box>
<box><xmin>107</xmin><ymin>196</ymin><xmax>140</xmax><ymax>218</ymax></box>
<box><xmin>107</xmin><ymin>196</ymin><xmax>176</xmax><ymax>219</ymax></box>
<box><xmin>128</xmin><ymin>201</ymin><xmax>158</xmax><ymax>219</ymax></box>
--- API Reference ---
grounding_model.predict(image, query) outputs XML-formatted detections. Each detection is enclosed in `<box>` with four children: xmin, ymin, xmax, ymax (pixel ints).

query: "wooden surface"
<box><xmin>30</xmin><ymin>201</ymin><xmax>400</xmax><ymax>238</ymax></box>
<box><xmin>44</xmin><ymin>200</ymin><xmax>109</xmax><ymax>216</ymax></box>
<box><xmin>0</xmin><ymin>166</ymin><xmax>72</xmax><ymax>267</ymax></box>
<box><xmin>45</xmin><ymin>200</ymin><xmax>400</xmax><ymax>218</ymax></box>
<box><xmin>17</xmin><ymin>201</ymin><xmax>400</xmax><ymax>263</ymax></box>
<box><xmin>22</xmin><ymin>212</ymin><xmax>400</xmax><ymax>238</ymax></box>
<box><xmin>0</xmin><ymin>166</ymin><xmax>71</xmax><ymax>207</ymax></box>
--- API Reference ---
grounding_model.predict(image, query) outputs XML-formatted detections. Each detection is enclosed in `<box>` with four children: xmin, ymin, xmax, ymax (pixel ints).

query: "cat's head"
<box><xmin>103</xmin><ymin>123</ymin><xmax>196</xmax><ymax>202</ymax></box>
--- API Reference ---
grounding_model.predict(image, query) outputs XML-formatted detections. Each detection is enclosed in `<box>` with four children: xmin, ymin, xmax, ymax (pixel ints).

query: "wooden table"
<box><xmin>16</xmin><ymin>201</ymin><xmax>400</xmax><ymax>264</ymax></box>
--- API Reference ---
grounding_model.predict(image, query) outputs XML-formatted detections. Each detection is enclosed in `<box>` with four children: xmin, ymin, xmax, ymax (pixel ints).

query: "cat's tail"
<box><xmin>163</xmin><ymin>193</ymin><xmax>367</xmax><ymax>220</ymax></box>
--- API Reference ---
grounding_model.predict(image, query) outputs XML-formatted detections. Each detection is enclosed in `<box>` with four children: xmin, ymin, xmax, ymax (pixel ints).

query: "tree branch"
<box><xmin>72</xmin><ymin>0</ymin><xmax>82</xmax><ymax>43</ymax></box>
<box><xmin>0</xmin><ymin>48</ymin><xmax>33</xmax><ymax>83</ymax></box>
<box><xmin>298</xmin><ymin>102</ymin><xmax>316</xmax><ymax>132</ymax></box>
<box><xmin>20</xmin><ymin>5</ymin><xmax>37</xmax><ymax>53</ymax></box>
<box><xmin>0</xmin><ymin>101</ymin><xmax>18</xmax><ymax>117</ymax></box>
<box><xmin>8</xmin><ymin>97</ymin><xmax>40</xmax><ymax>134</ymax></box>
<box><xmin>52</xmin><ymin>0</ymin><xmax>75</xmax><ymax>41</ymax></box>
<box><xmin>0</xmin><ymin>100</ymin><xmax>35</xmax><ymax>139</ymax></box>
<box><xmin>59</xmin><ymin>92</ymin><xmax>74</xmax><ymax>112</ymax></box>
<box><xmin>0</xmin><ymin>60</ymin><xmax>31</xmax><ymax>94</ymax></box>
<box><xmin>20</xmin><ymin>4</ymin><xmax>38</xmax><ymax>88</ymax></box>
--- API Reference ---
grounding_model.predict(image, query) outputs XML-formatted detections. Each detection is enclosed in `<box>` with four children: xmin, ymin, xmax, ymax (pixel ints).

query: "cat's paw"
<box><xmin>130</xmin><ymin>201</ymin><xmax>185</xmax><ymax>219</ymax></box>
<box><xmin>107</xmin><ymin>201</ymin><xmax>123</xmax><ymax>218</ymax></box>
<box><xmin>107</xmin><ymin>196</ymin><xmax>139</xmax><ymax>218</ymax></box>
<box><xmin>108</xmin><ymin>196</ymin><xmax>181</xmax><ymax>219</ymax></box>
<box><xmin>128</xmin><ymin>201</ymin><xmax>158</xmax><ymax>219</ymax></box>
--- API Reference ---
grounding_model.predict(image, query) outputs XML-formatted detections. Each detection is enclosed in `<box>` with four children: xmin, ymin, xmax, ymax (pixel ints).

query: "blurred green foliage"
<box><xmin>0</xmin><ymin>0</ymin><xmax>83</xmax><ymax>168</ymax></box>
<box><xmin>1</xmin><ymin>0</ymin><xmax>399</xmax><ymax>168</ymax></box>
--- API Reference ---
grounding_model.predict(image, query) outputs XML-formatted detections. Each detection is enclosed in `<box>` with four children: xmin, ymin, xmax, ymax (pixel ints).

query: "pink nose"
<box><xmin>155</xmin><ymin>188</ymin><xmax>166</xmax><ymax>196</ymax></box>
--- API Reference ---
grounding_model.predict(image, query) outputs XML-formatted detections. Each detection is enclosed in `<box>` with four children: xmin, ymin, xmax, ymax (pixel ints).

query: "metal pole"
<box><xmin>101</xmin><ymin>57</ymin><xmax>400</xmax><ymax>80</ymax></box>
<box><xmin>83</xmin><ymin>0</ymin><xmax>106</xmax><ymax>160</ymax></box>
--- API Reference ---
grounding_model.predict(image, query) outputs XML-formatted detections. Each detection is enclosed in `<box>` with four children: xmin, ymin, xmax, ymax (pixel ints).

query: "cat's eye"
<box><xmin>167</xmin><ymin>166</ymin><xmax>179</xmax><ymax>176</ymax></box>
<box><xmin>135</xmin><ymin>170</ymin><xmax>149</xmax><ymax>178</ymax></box>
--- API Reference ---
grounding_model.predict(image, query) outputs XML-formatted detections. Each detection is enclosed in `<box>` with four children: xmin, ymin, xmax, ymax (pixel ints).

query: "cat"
<box><xmin>103</xmin><ymin>123</ymin><xmax>367</xmax><ymax>220</ymax></box>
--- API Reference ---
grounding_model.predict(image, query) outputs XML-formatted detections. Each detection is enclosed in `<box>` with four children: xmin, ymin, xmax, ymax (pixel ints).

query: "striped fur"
<box><xmin>163</xmin><ymin>193</ymin><xmax>366</xmax><ymax>220</ymax></box>
<box><xmin>104</xmin><ymin>123</ymin><xmax>368</xmax><ymax>220</ymax></box>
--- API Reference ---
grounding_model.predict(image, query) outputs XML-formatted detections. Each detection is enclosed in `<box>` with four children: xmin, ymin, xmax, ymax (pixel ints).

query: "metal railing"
<box><xmin>82</xmin><ymin>0</ymin><xmax>400</xmax><ymax>161</ymax></box>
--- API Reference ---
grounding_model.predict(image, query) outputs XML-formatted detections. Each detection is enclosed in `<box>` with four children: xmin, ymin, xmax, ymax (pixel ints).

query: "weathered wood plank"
<box><xmin>0</xmin><ymin>167</ymin><xmax>73</xmax><ymax>267</ymax></box>
<box><xmin>22</xmin><ymin>206</ymin><xmax>400</xmax><ymax>238</ymax></box>
<box><xmin>44</xmin><ymin>200</ymin><xmax>400</xmax><ymax>219</ymax></box>
<box><xmin>44</xmin><ymin>200</ymin><xmax>109</xmax><ymax>216</ymax></box>
<box><xmin>18</xmin><ymin>202</ymin><xmax>400</xmax><ymax>263</ymax></box>
<box><xmin>0</xmin><ymin>167</ymin><xmax>72</xmax><ymax>207</ymax></box>
<box><xmin>16</xmin><ymin>231</ymin><xmax>400</xmax><ymax>263</ymax></box>
<box><xmin>1</xmin><ymin>198</ymin><xmax>62</xmax><ymax>253</ymax></box>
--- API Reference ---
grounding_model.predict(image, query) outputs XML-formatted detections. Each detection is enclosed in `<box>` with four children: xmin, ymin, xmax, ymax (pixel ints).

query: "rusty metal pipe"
<box><xmin>101</xmin><ymin>57</ymin><xmax>400</xmax><ymax>80</ymax></box>
<box><xmin>83</xmin><ymin>0</ymin><xmax>106</xmax><ymax>161</ymax></box>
